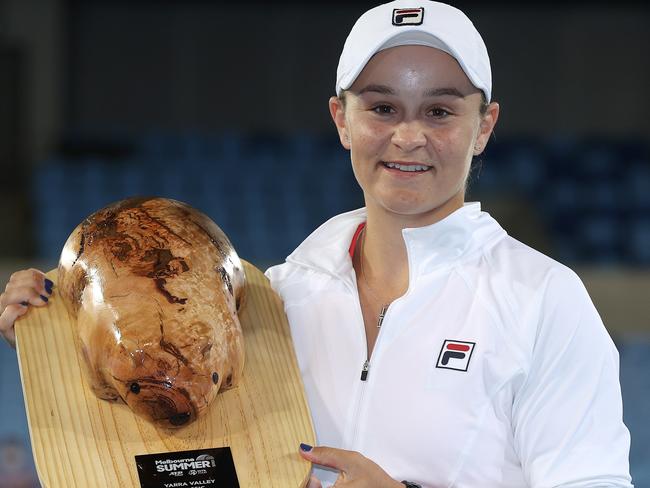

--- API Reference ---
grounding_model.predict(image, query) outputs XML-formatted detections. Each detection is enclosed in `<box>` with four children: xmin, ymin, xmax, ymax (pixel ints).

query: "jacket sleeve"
<box><xmin>511</xmin><ymin>268</ymin><xmax>633</xmax><ymax>488</ymax></box>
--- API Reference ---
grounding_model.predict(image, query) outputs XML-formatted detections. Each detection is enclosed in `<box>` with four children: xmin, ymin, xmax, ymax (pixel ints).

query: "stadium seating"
<box><xmin>31</xmin><ymin>132</ymin><xmax>650</xmax><ymax>268</ymax></box>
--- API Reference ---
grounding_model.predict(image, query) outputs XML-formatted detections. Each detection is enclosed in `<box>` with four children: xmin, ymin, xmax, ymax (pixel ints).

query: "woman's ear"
<box><xmin>473</xmin><ymin>101</ymin><xmax>500</xmax><ymax>156</ymax></box>
<box><xmin>329</xmin><ymin>96</ymin><xmax>351</xmax><ymax>150</ymax></box>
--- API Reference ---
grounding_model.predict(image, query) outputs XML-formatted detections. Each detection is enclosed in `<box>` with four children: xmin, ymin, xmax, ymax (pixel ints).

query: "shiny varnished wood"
<box><xmin>15</xmin><ymin>261</ymin><xmax>314</xmax><ymax>488</ymax></box>
<box><xmin>57</xmin><ymin>197</ymin><xmax>246</xmax><ymax>428</ymax></box>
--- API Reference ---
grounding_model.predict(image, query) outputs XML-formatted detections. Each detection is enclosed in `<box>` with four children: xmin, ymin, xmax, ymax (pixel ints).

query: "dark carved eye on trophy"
<box><xmin>169</xmin><ymin>412</ymin><xmax>191</xmax><ymax>426</ymax></box>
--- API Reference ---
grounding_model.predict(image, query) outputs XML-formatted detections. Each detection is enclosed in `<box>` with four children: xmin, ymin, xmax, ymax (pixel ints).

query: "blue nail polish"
<box><xmin>40</xmin><ymin>295</ymin><xmax>48</xmax><ymax>302</ymax></box>
<box><xmin>44</xmin><ymin>279</ymin><xmax>54</xmax><ymax>294</ymax></box>
<box><xmin>300</xmin><ymin>443</ymin><xmax>312</xmax><ymax>452</ymax></box>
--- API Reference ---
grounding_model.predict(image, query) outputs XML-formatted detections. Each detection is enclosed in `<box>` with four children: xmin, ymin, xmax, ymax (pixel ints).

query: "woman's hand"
<box><xmin>0</xmin><ymin>269</ymin><xmax>53</xmax><ymax>348</ymax></box>
<box><xmin>299</xmin><ymin>443</ymin><xmax>404</xmax><ymax>488</ymax></box>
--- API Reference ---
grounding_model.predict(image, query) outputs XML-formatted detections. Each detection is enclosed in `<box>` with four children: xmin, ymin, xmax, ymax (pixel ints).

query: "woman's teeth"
<box><xmin>383</xmin><ymin>162</ymin><xmax>430</xmax><ymax>172</ymax></box>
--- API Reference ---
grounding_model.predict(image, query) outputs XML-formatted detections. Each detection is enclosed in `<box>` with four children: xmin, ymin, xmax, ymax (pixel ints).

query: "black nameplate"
<box><xmin>135</xmin><ymin>447</ymin><xmax>239</xmax><ymax>488</ymax></box>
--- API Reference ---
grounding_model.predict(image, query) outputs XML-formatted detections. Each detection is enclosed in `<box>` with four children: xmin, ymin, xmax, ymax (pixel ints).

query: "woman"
<box><xmin>0</xmin><ymin>1</ymin><xmax>633</xmax><ymax>487</ymax></box>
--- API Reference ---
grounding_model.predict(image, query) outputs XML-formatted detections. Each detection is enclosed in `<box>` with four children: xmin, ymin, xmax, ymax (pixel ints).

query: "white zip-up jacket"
<box><xmin>265</xmin><ymin>202</ymin><xmax>632</xmax><ymax>488</ymax></box>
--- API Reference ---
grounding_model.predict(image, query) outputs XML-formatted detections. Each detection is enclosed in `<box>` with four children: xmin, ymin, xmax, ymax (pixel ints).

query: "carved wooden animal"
<box><xmin>57</xmin><ymin>197</ymin><xmax>245</xmax><ymax>427</ymax></box>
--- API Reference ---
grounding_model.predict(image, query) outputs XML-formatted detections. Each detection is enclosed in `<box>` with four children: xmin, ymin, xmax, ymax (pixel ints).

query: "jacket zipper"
<box><xmin>349</xmin><ymin>300</ymin><xmax>392</xmax><ymax>451</ymax></box>
<box><xmin>360</xmin><ymin>360</ymin><xmax>370</xmax><ymax>381</ymax></box>
<box><xmin>360</xmin><ymin>303</ymin><xmax>389</xmax><ymax>381</ymax></box>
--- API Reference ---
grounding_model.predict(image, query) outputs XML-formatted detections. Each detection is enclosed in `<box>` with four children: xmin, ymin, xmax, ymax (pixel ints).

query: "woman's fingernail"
<box><xmin>20</xmin><ymin>301</ymin><xmax>29</xmax><ymax>307</ymax></box>
<box><xmin>44</xmin><ymin>279</ymin><xmax>54</xmax><ymax>294</ymax></box>
<box><xmin>299</xmin><ymin>443</ymin><xmax>313</xmax><ymax>452</ymax></box>
<box><xmin>40</xmin><ymin>295</ymin><xmax>49</xmax><ymax>302</ymax></box>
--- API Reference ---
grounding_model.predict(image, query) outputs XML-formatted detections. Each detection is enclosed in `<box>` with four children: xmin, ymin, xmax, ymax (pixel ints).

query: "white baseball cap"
<box><xmin>335</xmin><ymin>0</ymin><xmax>492</xmax><ymax>101</ymax></box>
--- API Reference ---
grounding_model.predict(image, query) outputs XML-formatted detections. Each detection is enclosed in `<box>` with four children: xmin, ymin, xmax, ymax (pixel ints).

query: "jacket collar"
<box><xmin>286</xmin><ymin>202</ymin><xmax>506</xmax><ymax>281</ymax></box>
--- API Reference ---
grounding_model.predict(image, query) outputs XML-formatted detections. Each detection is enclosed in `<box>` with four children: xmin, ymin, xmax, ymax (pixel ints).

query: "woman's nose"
<box><xmin>391</xmin><ymin>120</ymin><xmax>427</xmax><ymax>152</ymax></box>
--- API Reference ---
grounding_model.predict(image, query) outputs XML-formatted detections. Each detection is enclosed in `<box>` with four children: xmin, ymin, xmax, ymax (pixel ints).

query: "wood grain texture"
<box><xmin>15</xmin><ymin>261</ymin><xmax>314</xmax><ymax>488</ymax></box>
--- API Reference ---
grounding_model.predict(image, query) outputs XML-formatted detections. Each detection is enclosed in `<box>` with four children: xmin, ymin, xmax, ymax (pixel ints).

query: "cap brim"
<box><xmin>337</xmin><ymin>30</ymin><xmax>489</xmax><ymax>101</ymax></box>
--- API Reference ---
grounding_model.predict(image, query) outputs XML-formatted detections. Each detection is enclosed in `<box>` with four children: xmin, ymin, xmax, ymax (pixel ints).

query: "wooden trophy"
<box><xmin>15</xmin><ymin>260</ymin><xmax>315</xmax><ymax>488</ymax></box>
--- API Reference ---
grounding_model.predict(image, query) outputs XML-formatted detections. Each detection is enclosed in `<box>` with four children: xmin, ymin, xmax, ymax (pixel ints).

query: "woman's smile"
<box><xmin>380</xmin><ymin>161</ymin><xmax>432</xmax><ymax>174</ymax></box>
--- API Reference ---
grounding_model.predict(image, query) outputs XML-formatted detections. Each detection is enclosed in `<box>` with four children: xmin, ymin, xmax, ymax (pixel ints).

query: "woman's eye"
<box><xmin>429</xmin><ymin>108</ymin><xmax>450</xmax><ymax>118</ymax></box>
<box><xmin>372</xmin><ymin>105</ymin><xmax>395</xmax><ymax>115</ymax></box>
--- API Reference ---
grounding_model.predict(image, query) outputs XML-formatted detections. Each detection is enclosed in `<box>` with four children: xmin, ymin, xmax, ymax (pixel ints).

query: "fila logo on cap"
<box><xmin>392</xmin><ymin>7</ymin><xmax>424</xmax><ymax>26</ymax></box>
<box><xmin>436</xmin><ymin>340</ymin><xmax>475</xmax><ymax>372</ymax></box>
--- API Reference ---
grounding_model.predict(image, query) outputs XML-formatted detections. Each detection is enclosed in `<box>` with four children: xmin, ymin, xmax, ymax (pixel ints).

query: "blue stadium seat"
<box><xmin>576</xmin><ymin>215</ymin><xmax>621</xmax><ymax>264</ymax></box>
<box><xmin>576</xmin><ymin>144</ymin><xmax>620</xmax><ymax>180</ymax></box>
<box><xmin>627</xmin><ymin>220</ymin><xmax>650</xmax><ymax>264</ymax></box>
<box><xmin>625</xmin><ymin>163</ymin><xmax>650</xmax><ymax>210</ymax></box>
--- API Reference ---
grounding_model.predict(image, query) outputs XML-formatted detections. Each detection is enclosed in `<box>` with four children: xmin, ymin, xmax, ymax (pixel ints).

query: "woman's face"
<box><xmin>330</xmin><ymin>45</ymin><xmax>499</xmax><ymax>224</ymax></box>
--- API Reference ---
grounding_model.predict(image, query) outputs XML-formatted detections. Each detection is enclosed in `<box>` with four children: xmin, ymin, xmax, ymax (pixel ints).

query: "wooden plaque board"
<box><xmin>15</xmin><ymin>261</ymin><xmax>314</xmax><ymax>487</ymax></box>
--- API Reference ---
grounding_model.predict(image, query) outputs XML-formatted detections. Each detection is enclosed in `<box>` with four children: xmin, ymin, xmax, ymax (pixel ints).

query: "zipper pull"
<box><xmin>360</xmin><ymin>360</ymin><xmax>370</xmax><ymax>381</ymax></box>
<box><xmin>377</xmin><ymin>304</ymin><xmax>388</xmax><ymax>329</ymax></box>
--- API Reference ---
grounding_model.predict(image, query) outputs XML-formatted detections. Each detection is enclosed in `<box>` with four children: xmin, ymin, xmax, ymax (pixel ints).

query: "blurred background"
<box><xmin>0</xmin><ymin>0</ymin><xmax>649</xmax><ymax>486</ymax></box>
